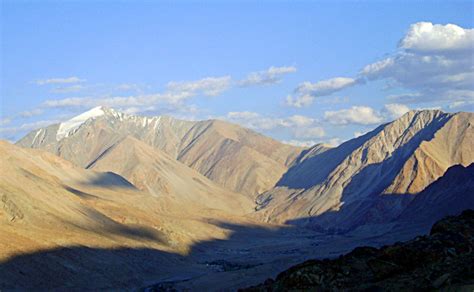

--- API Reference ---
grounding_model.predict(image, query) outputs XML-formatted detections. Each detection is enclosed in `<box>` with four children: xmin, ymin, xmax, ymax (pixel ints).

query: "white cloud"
<box><xmin>400</xmin><ymin>22</ymin><xmax>474</xmax><ymax>53</ymax></box>
<box><xmin>0</xmin><ymin>119</ymin><xmax>60</xmax><ymax>135</ymax></box>
<box><xmin>286</xmin><ymin>77</ymin><xmax>358</xmax><ymax>107</ymax></box>
<box><xmin>282</xmin><ymin>139</ymin><xmax>317</xmax><ymax>147</ymax></box>
<box><xmin>51</xmin><ymin>85</ymin><xmax>85</xmax><ymax>93</ymax></box>
<box><xmin>325</xmin><ymin>106</ymin><xmax>384</xmax><ymax>125</ymax></box>
<box><xmin>0</xmin><ymin>117</ymin><xmax>12</xmax><ymax>126</ymax></box>
<box><xmin>283</xmin><ymin>137</ymin><xmax>342</xmax><ymax>147</ymax></box>
<box><xmin>382</xmin><ymin>103</ymin><xmax>411</xmax><ymax>119</ymax></box>
<box><xmin>354</xmin><ymin>131</ymin><xmax>367</xmax><ymax>138</ymax></box>
<box><xmin>327</xmin><ymin>138</ymin><xmax>342</xmax><ymax>147</ymax></box>
<box><xmin>308</xmin><ymin>22</ymin><xmax>474</xmax><ymax>106</ymax></box>
<box><xmin>293</xmin><ymin>127</ymin><xmax>325</xmax><ymax>139</ymax></box>
<box><xmin>285</xmin><ymin>94</ymin><xmax>314</xmax><ymax>108</ymax></box>
<box><xmin>297</xmin><ymin>78</ymin><xmax>358</xmax><ymax>96</ymax></box>
<box><xmin>167</xmin><ymin>76</ymin><xmax>231</xmax><ymax>97</ymax></box>
<box><xmin>35</xmin><ymin>77</ymin><xmax>85</xmax><ymax>85</ymax></box>
<box><xmin>361</xmin><ymin>22</ymin><xmax>474</xmax><ymax>104</ymax></box>
<box><xmin>362</xmin><ymin>53</ymin><xmax>473</xmax><ymax>96</ymax></box>
<box><xmin>361</xmin><ymin>58</ymin><xmax>395</xmax><ymax>77</ymax></box>
<box><xmin>226</xmin><ymin>111</ymin><xmax>286</xmax><ymax>131</ymax></box>
<box><xmin>116</xmin><ymin>83</ymin><xmax>143</xmax><ymax>92</ymax></box>
<box><xmin>19</xmin><ymin>109</ymin><xmax>44</xmax><ymax>118</ymax></box>
<box><xmin>43</xmin><ymin>90</ymin><xmax>195</xmax><ymax>109</ymax></box>
<box><xmin>285</xmin><ymin>115</ymin><xmax>314</xmax><ymax>127</ymax></box>
<box><xmin>239</xmin><ymin>66</ymin><xmax>296</xmax><ymax>86</ymax></box>
<box><xmin>225</xmin><ymin>111</ymin><xmax>325</xmax><ymax>140</ymax></box>
<box><xmin>40</xmin><ymin>75</ymin><xmax>232</xmax><ymax>118</ymax></box>
<box><xmin>226</xmin><ymin>112</ymin><xmax>318</xmax><ymax>131</ymax></box>
<box><xmin>448</xmin><ymin>99</ymin><xmax>474</xmax><ymax>110</ymax></box>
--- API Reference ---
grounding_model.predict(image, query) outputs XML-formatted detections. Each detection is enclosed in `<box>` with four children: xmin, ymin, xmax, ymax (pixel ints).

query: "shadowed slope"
<box><xmin>87</xmin><ymin>136</ymin><xmax>253</xmax><ymax>214</ymax></box>
<box><xmin>0</xmin><ymin>141</ymin><xmax>259</xmax><ymax>261</ymax></box>
<box><xmin>16</xmin><ymin>107</ymin><xmax>303</xmax><ymax>197</ymax></box>
<box><xmin>395</xmin><ymin>163</ymin><xmax>474</xmax><ymax>229</ymax></box>
<box><xmin>256</xmin><ymin>110</ymin><xmax>474</xmax><ymax>231</ymax></box>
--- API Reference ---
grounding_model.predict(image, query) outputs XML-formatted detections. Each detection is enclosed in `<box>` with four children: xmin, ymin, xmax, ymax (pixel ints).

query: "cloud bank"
<box><xmin>286</xmin><ymin>22</ymin><xmax>474</xmax><ymax>108</ymax></box>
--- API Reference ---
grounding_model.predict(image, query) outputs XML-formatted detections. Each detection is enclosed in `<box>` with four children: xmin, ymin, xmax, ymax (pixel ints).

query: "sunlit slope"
<box><xmin>87</xmin><ymin>136</ymin><xmax>253</xmax><ymax>214</ymax></box>
<box><xmin>17</xmin><ymin>107</ymin><xmax>303</xmax><ymax>197</ymax></box>
<box><xmin>0</xmin><ymin>141</ymin><xmax>255</xmax><ymax>262</ymax></box>
<box><xmin>256</xmin><ymin>110</ymin><xmax>474</xmax><ymax>231</ymax></box>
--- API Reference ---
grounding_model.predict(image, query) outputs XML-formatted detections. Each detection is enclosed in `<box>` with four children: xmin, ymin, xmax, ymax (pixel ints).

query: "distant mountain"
<box><xmin>17</xmin><ymin>106</ymin><xmax>303</xmax><ymax>198</ymax></box>
<box><xmin>87</xmin><ymin>135</ymin><xmax>253</xmax><ymax>214</ymax></box>
<box><xmin>256</xmin><ymin>110</ymin><xmax>474</xmax><ymax>231</ymax></box>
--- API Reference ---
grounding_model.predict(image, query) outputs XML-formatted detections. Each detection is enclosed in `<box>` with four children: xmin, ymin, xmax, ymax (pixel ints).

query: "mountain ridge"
<box><xmin>255</xmin><ymin>110</ymin><xmax>473</xmax><ymax>231</ymax></box>
<box><xmin>17</xmin><ymin>107</ymin><xmax>304</xmax><ymax>198</ymax></box>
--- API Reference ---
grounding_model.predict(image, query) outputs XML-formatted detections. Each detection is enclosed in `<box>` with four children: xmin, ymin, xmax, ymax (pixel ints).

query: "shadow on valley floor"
<box><xmin>81</xmin><ymin>171</ymin><xmax>136</xmax><ymax>189</ymax></box>
<box><xmin>0</xmin><ymin>218</ymin><xmax>359</xmax><ymax>291</ymax></box>
<box><xmin>63</xmin><ymin>185</ymin><xmax>100</xmax><ymax>200</ymax></box>
<box><xmin>2</xmin><ymin>206</ymin><xmax>473</xmax><ymax>290</ymax></box>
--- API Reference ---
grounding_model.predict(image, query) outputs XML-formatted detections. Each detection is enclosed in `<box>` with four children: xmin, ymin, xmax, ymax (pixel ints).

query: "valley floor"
<box><xmin>0</xmin><ymin>216</ymin><xmax>425</xmax><ymax>291</ymax></box>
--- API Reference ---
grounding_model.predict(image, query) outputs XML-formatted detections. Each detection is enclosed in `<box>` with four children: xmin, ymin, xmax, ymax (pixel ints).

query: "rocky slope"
<box><xmin>242</xmin><ymin>209</ymin><xmax>474</xmax><ymax>291</ymax></box>
<box><xmin>256</xmin><ymin>110</ymin><xmax>474</xmax><ymax>231</ymax></box>
<box><xmin>395</xmin><ymin>163</ymin><xmax>474</xmax><ymax>230</ymax></box>
<box><xmin>0</xmin><ymin>141</ymin><xmax>254</xmax><ymax>258</ymax></box>
<box><xmin>87</xmin><ymin>135</ymin><xmax>253</xmax><ymax>214</ymax></box>
<box><xmin>17</xmin><ymin>106</ymin><xmax>303</xmax><ymax>197</ymax></box>
<box><xmin>0</xmin><ymin>141</ymin><xmax>273</xmax><ymax>290</ymax></box>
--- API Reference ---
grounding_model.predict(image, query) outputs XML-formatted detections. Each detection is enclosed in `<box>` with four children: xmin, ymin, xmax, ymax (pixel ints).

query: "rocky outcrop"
<box><xmin>241</xmin><ymin>210</ymin><xmax>474</xmax><ymax>291</ymax></box>
<box><xmin>1</xmin><ymin>193</ymin><xmax>24</xmax><ymax>222</ymax></box>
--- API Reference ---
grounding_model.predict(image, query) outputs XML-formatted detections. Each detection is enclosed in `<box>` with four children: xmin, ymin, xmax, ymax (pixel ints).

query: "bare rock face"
<box><xmin>17</xmin><ymin>107</ymin><xmax>302</xmax><ymax>198</ymax></box>
<box><xmin>256</xmin><ymin>110</ymin><xmax>474</xmax><ymax>231</ymax></box>
<box><xmin>241</xmin><ymin>210</ymin><xmax>474</xmax><ymax>291</ymax></box>
<box><xmin>396</xmin><ymin>163</ymin><xmax>474</xmax><ymax>230</ymax></box>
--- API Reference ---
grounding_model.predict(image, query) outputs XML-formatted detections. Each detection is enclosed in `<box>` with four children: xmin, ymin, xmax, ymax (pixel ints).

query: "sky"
<box><xmin>1</xmin><ymin>1</ymin><xmax>473</xmax><ymax>145</ymax></box>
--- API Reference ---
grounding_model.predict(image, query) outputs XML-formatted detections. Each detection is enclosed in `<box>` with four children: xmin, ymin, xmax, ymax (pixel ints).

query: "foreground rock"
<box><xmin>241</xmin><ymin>210</ymin><xmax>474</xmax><ymax>291</ymax></box>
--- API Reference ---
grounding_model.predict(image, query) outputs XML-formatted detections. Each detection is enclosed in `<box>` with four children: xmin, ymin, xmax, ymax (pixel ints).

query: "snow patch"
<box><xmin>56</xmin><ymin>106</ymin><xmax>105</xmax><ymax>140</ymax></box>
<box><xmin>32</xmin><ymin>129</ymin><xmax>43</xmax><ymax>145</ymax></box>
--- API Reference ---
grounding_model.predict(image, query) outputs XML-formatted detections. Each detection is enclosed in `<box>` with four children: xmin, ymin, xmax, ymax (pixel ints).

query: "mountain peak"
<box><xmin>56</xmin><ymin>106</ymin><xmax>107</xmax><ymax>140</ymax></box>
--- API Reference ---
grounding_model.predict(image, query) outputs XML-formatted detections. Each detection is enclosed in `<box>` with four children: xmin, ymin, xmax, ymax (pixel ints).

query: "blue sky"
<box><xmin>1</xmin><ymin>1</ymin><xmax>473</xmax><ymax>145</ymax></box>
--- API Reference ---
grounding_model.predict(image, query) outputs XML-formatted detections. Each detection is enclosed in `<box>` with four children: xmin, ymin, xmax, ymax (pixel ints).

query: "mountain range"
<box><xmin>2</xmin><ymin>106</ymin><xmax>473</xmax><ymax>290</ymax></box>
<box><xmin>17</xmin><ymin>106</ymin><xmax>302</xmax><ymax>199</ymax></box>
<box><xmin>256</xmin><ymin>110</ymin><xmax>473</xmax><ymax>232</ymax></box>
<box><xmin>14</xmin><ymin>108</ymin><xmax>474</xmax><ymax>232</ymax></box>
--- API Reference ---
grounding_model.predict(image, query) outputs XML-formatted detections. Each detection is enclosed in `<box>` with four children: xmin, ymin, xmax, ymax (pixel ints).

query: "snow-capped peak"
<box><xmin>56</xmin><ymin>106</ymin><xmax>106</xmax><ymax>140</ymax></box>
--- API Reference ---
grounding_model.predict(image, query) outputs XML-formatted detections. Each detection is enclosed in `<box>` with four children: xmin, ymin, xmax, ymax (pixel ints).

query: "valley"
<box><xmin>1</xmin><ymin>108</ymin><xmax>473</xmax><ymax>290</ymax></box>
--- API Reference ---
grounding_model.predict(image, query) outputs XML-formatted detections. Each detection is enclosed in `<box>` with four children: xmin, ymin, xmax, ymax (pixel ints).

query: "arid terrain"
<box><xmin>1</xmin><ymin>108</ymin><xmax>473</xmax><ymax>290</ymax></box>
<box><xmin>2</xmin><ymin>3</ymin><xmax>473</xmax><ymax>290</ymax></box>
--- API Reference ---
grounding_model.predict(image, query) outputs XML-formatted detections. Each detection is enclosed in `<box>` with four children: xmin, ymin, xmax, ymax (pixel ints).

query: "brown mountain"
<box><xmin>17</xmin><ymin>106</ymin><xmax>303</xmax><ymax>197</ymax></box>
<box><xmin>396</xmin><ymin>163</ymin><xmax>474</xmax><ymax>230</ymax></box>
<box><xmin>255</xmin><ymin>110</ymin><xmax>474</xmax><ymax>231</ymax></box>
<box><xmin>0</xmin><ymin>140</ymin><xmax>253</xmax><ymax>257</ymax></box>
<box><xmin>86</xmin><ymin>135</ymin><xmax>253</xmax><ymax>214</ymax></box>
